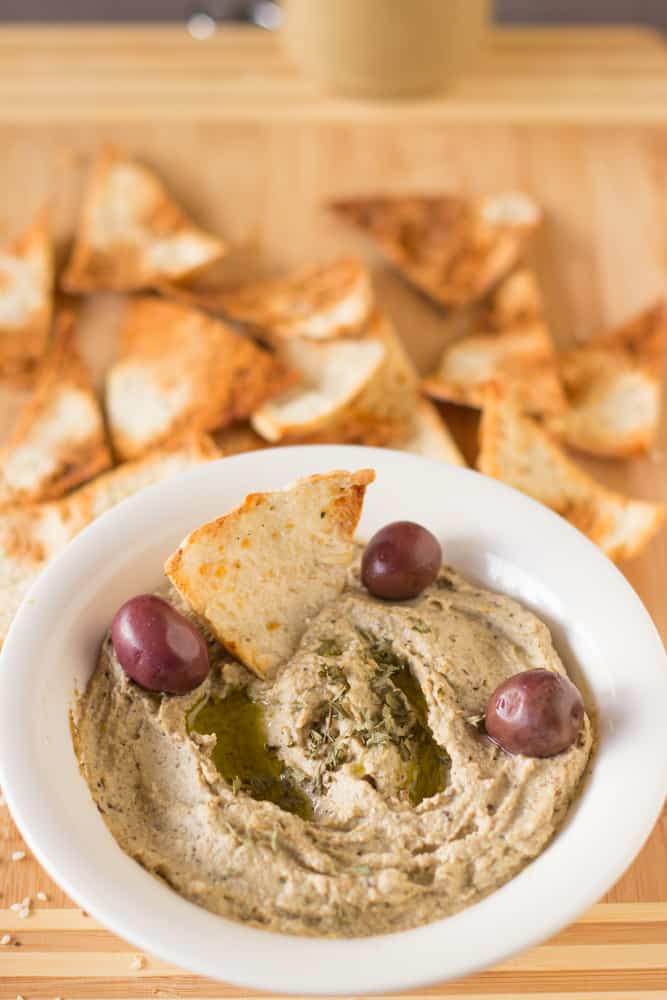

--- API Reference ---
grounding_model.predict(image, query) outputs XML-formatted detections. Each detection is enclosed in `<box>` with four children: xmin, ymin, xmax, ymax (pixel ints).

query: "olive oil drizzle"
<box><xmin>187</xmin><ymin>689</ymin><xmax>313</xmax><ymax>820</ymax></box>
<box><xmin>392</xmin><ymin>665</ymin><xmax>450</xmax><ymax>806</ymax></box>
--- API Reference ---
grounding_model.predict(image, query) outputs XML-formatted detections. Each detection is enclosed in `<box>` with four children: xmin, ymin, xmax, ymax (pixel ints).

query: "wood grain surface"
<box><xmin>0</xmin><ymin>24</ymin><xmax>666</xmax><ymax>1000</ymax></box>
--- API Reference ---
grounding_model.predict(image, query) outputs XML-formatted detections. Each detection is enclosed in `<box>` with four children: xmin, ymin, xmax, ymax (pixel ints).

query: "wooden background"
<box><xmin>0</xmin><ymin>24</ymin><xmax>666</xmax><ymax>999</ymax></box>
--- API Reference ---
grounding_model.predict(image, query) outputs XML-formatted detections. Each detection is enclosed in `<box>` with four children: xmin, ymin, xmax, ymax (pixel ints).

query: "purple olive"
<box><xmin>485</xmin><ymin>668</ymin><xmax>584</xmax><ymax>758</ymax></box>
<box><xmin>361</xmin><ymin>521</ymin><xmax>442</xmax><ymax>601</ymax></box>
<box><xmin>111</xmin><ymin>595</ymin><xmax>209</xmax><ymax>694</ymax></box>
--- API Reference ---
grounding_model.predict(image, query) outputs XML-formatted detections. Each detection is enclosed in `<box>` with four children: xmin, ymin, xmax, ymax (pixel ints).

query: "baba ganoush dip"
<box><xmin>73</xmin><ymin>561</ymin><xmax>593</xmax><ymax>938</ymax></box>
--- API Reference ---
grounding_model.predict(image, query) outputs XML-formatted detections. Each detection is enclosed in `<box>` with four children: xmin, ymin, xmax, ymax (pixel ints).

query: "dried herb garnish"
<box><xmin>316</xmin><ymin>638</ymin><xmax>344</xmax><ymax>657</ymax></box>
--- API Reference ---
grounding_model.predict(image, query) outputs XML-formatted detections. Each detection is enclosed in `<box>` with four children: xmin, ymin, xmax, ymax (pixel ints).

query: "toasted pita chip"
<box><xmin>0</xmin><ymin>210</ymin><xmax>53</xmax><ymax>372</ymax></box>
<box><xmin>330</xmin><ymin>192</ymin><xmax>540</xmax><ymax>309</ymax></box>
<box><xmin>0</xmin><ymin>374</ymin><xmax>34</xmax><ymax>447</ymax></box>
<box><xmin>397</xmin><ymin>398</ymin><xmax>466</xmax><ymax>466</ymax></box>
<box><xmin>548</xmin><ymin>302</ymin><xmax>666</xmax><ymax>457</ymax></box>
<box><xmin>62</xmin><ymin>147</ymin><xmax>225</xmax><ymax>293</ymax></box>
<box><xmin>251</xmin><ymin>311</ymin><xmax>418</xmax><ymax>445</ymax></box>
<box><xmin>165</xmin><ymin>468</ymin><xmax>374</xmax><ymax>676</ymax></box>
<box><xmin>0</xmin><ymin>435</ymin><xmax>219</xmax><ymax>646</ymax></box>
<box><xmin>423</xmin><ymin>269</ymin><xmax>565</xmax><ymax>416</ymax></box>
<box><xmin>477</xmin><ymin>390</ymin><xmax>664</xmax><ymax>561</ymax></box>
<box><xmin>1</xmin><ymin>436</ymin><xmax>216</xmax><ymax>640</ymax></box>
<box><xmin>207</xmin><ymin>257</ymin><xmax>374</xmax><ymax>343</ymax></box>
<box><xmin>106</xmin><ymin>297</ymin><xmax>295</xmax><ymax>460</ymax></box>
<box><xmin>0</xmin><ymin>497</ymin><xmax>89</xmax><ymax>646</ymax></box>
<box><xmin>214</xmin><ymin>423</ymin><xmax>267</xmax><ymax>456</ymax></box>
<box><xmin>0</xmin><ymin>313</ymin><xmax>112</xmax><ymax>506</ymax></box>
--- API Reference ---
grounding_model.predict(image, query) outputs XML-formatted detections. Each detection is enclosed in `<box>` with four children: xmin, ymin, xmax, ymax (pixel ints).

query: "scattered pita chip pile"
<box><xmin>330</xmin><ymin>192</ymin><xmax>540</xmax><ymax>309</ymax></box>
<box><xmin>0</xmin><ymin>210</ymin><xmax>53</xmax><ymax>373</ymax></box>
<box><xmin>0</xmin><ymin>313</ymin><xmax>111</xmax><ymax>507</ymax></box>
<box><xmin>195</xmin><ymin>257</ymin><xmax>374</xmax><ymax>344</ymax></box>
<box><xmin>478</xmin><ymin>390</ymin><xmax>664</xmax><ymax>562</ymax></box>
<box><xmin>423</xmin><ymin>268</ymin><xmax>565</xmax><ymax>416</ymax></box>
<box><xmin>0</xmin><ymin>435</ymin><xmax>219</xmax><ymax>646</ymax></box>
<box><xmin>62</xmin><ymin>147</ymin><xmax>225</xmax><ymax>293</ymax></box>
<box><xmin>251</xmin><ymin>311</ymin><xmax>418</xmax><ymax>446</ymax></box>
<box><xmin>165</xmin><ymin>468</ymin><xmax>374</xmax><ymax>677</ymax></box>
<box><xmin>397</xmin><ymin>398</ymin><xmax>466</xmax><ymax>466</ymax></box>
<box><xmin>106</xmin><ymin>297</ymin><xmax>295</xmax><ymax>460</ymax></box>
<box><xmin>548</xmin><ymin>302</ymin><xmax>665</xmax><ymax>458</ymax></box>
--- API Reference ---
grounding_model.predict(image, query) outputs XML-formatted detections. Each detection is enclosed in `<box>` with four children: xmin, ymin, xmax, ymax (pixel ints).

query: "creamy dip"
<box><xmin>74</xmin><ymin>562</ymin><xmax>592</xmax><ymax>937</ymax></box>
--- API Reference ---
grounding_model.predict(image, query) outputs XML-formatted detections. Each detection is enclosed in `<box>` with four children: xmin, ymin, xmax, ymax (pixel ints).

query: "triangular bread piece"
<box><xmin>330</xmin><ymin>192</ymin><xmax>540</xmax><ymax>309</ymax></box>
<box><xmin>62</xmin><ymin>147</ymin><xmax>225</xmax><ymax>293</ymax></box>
<box><xmin>0</xmin><ymin>435</ymin><xmax>219</xmax><ymax>646</ymax></box>
<box><xmin>477</xmin><ymin>390</ymin><xmax>664</xmax><ymax>562</ymax></box>
<box><xmin>548</xmin><ymin>302</ymin><xmax>665</xmax><ymax>457</ymax></box>
<box><xmin>251</xmin><ymin>311</ymin><xmax>417</xmax><ymax>445</ymax></box>
<box><xmin>397</xmin><ymin>398</ymin><xmax>466</xmax><ymax>466</ymax></box>
<box><xmin>212</xmin><ymin>257</ymin><xmax>374</xmax><ymax>343</ymax></box>
<box><xmin>165</xmin><ymin>468</ymin><xmax>374</xmax><ymax>676</ymax></box>
<box><xmin>106</xmin><ymin>297</ymin><xmax>295</xmax><ymax>460</ymax></box>
<box><xmin>423</xmin><ymin>269</ymin><xmax>565</xmax><ymax>416</ymax></box>
<box><xmin>0</xmin><ymin>313</ymin><xmax>112</xmax><ymax>506</ymax></box>
<box><xmin>0</xmin><ymin>210</ymin><xmax>53</xmax><ymax>372</ymax></box>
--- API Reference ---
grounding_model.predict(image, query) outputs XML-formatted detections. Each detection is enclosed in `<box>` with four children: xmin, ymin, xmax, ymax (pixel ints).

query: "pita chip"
<box><xmin>106</xmin><ymin>297</ymin><xmax>295</xmax><ymax>460</ymax></box>
<box><xmin>330</xmin><ymin>192</ymin><xmax>540</xmax><ymax>309</ymax></box>
<box><xmin>0</xmin><ymin>497</ymin><xmax>89</xmax><ymax>647</ymax></box>
<box><xmin>0</xmin><ymin>313</ymin><xmax>111</xmax><ymax>507</ymax></box>
<box><xmin>397</xmin><ymin>398</ymin><xmax>466</xmax><ymax>466</ymax></box>
<box><xmin>251</xmin><ymin>311</ymin><xmax>418</xmax><ymax>446</ymax></box>
<box><xmin>548</xmin><ymin>302</ymin><xmax>665</xmax><ymax>457</ymax></box>
<box><xmin>0</xmin><ymin>374</ymin><xmax>33</xmax><ymax>447</ymax></box>
<box><xmin>0</xmin><ymin>210</ymin><xmax>53</xmax><ymax>372</ymax></box>
<box><xmin>211</xmin><ymin>257</ymin><xmax>374</xmax><ymax>343</ymax></box>
<box><xmin>214</xmin><ymin>423</ymin><xmax>267</xmax><ymax>456</ymax></box>
<box><xmin>0</xmin><ymin>435</ymin><xmax>219</xmax><ymax>646</ymax></box>
<box><xmin>423</xmin><ymin>268</ymin><xmax>565</xmax><ymax>416</ymax></box>
<box><xmin>165</xmin><ymin>468</ymin><xmax>374</xmax><ymax>676</ymax></box>
<box><xmin>62</xmin><ymin>147</ymin><xmax>225</xmax><ymax>293</ymax></box>
<box><xmin>477</xmin><ymin>389</ymin><xmax>664</xmax><ymax>562</ymax></box>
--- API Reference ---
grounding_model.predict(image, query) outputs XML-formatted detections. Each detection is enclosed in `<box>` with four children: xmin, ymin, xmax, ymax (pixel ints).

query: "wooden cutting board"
<box><xmin>0</xmin><ymin>24</ymin><xmax>666</xmax><ymax>1000</ymax></box>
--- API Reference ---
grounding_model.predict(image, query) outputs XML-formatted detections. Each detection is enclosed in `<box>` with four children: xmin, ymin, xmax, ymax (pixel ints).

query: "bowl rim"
<box><xmin>0</xmin><ymin>444</ymin><xmax>665</xmax><ymax>995</ymax></box>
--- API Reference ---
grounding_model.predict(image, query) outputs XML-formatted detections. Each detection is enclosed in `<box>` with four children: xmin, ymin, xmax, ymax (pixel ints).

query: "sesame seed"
<box><xmin>1</xmin><ymin>934</ymin><xmax>11</xmax><ymax>945</ymax></box>
<box><xmin>9</xmin><ymin>903</ymin><xmax>22</xmax><ymax>912</ymax></box>
<box><xmin>16</xmin><ymin>994</ymin><xmax>25</xmax><ymax>1000</ymax></box>
<box><xmin>18</xmin><ymin>908</ymin><xmax>30</xmax><ymax>920</ymax></box>
<box><xmin>36</xmin><ymin>891</ymin><xmax>48</xmax><ymax>902</ymax></box>
<box><xmin>11</xmin><ymin>851</ymin><xmax>25</xmax><ymax>862</ymax></box>
<box><xmin>130</xmin><ymin>954</ymin><xmax>145</xmax><ymax>970</ymax></box>
<box><xmin>21</xmin><ymin>897</ymin><xmax>31</xmax><ymax>907</ymax></box>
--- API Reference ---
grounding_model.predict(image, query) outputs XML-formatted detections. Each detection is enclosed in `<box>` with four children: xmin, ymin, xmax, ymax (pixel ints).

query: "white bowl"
<box><xmin>1</xmin><ymin>445</ymin><xmax>665</xmax><ymax>995</ymax></box>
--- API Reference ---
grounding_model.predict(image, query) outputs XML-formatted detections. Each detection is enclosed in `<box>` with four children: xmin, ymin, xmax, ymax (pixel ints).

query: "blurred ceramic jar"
<box><xmin>281</xmin><ymin>0</ymin><xmax>489</xmax><ymax>97</ymax></box>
